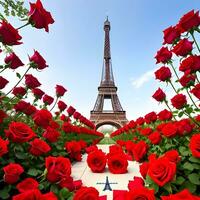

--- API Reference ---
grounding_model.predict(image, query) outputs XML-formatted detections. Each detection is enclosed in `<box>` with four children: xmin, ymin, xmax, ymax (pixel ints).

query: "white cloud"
<box><xmin>131</xmin><ymin>68</ymin><xmax>155</xmax><ymax>89</ymax></box>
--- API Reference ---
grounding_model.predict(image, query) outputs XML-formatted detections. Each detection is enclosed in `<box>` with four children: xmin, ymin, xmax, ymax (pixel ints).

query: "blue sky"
<box><xmin>2</xmin><ymin>0</ymin><xmax>200</xmax><ymax>119</ymax></box>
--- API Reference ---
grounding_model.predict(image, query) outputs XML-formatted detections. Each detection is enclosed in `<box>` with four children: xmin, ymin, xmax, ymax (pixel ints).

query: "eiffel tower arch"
<box><xmin>90</xmin><ymin>18</ymin><xmax>128</xmax><ymax>129</ymax></box>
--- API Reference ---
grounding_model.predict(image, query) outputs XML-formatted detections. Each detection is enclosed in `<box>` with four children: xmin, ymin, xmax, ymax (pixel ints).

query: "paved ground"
<box><xmin>71</xmin><ymin>145</ymin><xmax>141</xmax><ymax>200</ymax></box>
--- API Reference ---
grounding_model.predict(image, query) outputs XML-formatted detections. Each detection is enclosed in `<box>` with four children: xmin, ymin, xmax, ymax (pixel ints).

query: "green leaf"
<box><xmin>182</xmin><ymin>181</ymin><xmax>196</xmax><ymax>193</ymax></box>
<box><xmin>175</xmin><ymin>176</ymin><xmax>185</xmax><ymax>185</ymax></box>
<box><xmin>16</xmin><ymin>72</ymin><xmax>21</xmax><ymax>79</ymax></box>
<box><xmin>189</xmin><ymin>157</ymin><xmax>200</xmax><ymax>164</ymax></box>
<box><xmin>50</xmin><ymin>184</ymin><xmax>59</xmax><ymax>195</ymax></box>
<box><xmin>183</xmin><ymin>162</ymin><xmax>194</xmax><ymax>171</ymax></box>
<box><xmin>59</xmin><ymin>188</ymin><xmax>72</xmax><ymax>199</ymax></box>
<box><xmin>178</xmin><ymin>111</ymin><xmax>184</xmax><ymax>118</ymax></box>
<box><xmin>15</xmin><ymin>152</ymin><xmax>27</xmax><ymax>160</ymax></box>
<box><xmin>27</xmin><ymin>168</ymin><xmax>39</xmax><ymax>176</ymax></box>
<box><xmin>188</xmin><ymin>173</ymin><xmax>200</xmax><ymax>185</ymax></box>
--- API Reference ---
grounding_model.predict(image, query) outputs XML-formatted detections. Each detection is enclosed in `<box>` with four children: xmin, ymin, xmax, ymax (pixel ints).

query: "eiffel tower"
<box><xmin>90</xmin><ymin>17</ymin><xmax>128</xmax><ymax>129</ymax></box>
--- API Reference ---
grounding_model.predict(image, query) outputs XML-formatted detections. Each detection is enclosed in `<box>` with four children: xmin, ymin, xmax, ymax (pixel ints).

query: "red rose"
<box><xmin>73</xmin><ymin>111</ymin><xmax>81</xmax><ymax>119</ymax></box>
<box><xmin>67</xmin><ymin>105</ymin><xmax>76</xmax><ymax>116</ymax></box>
<box><xmin>29</xmin><ymin>50</ymin><xmax>48</xmax><ymax>70</ymax></box>
<box><xmin>0</xmin><ymin>76</ymin><xmax>9</xmax><ymax>89</ymax></box>
<box><xmin>176</xmin><ymin>119</ymin><xmax>194</xmax><ymax>135</ymax></box>
<box><xmin>65</xmin><ymin>141</ymin><xmax>82</xmax><ymax>161</ymax></box>
<box><xmin>132</xmin><ymin>141</ymin><xmax>148</xmax><ymax>162</ymax></box>
<box><xmin>12</xmin><ymin>87</ymin><xmax>26</xmax><ymax>97</ymax></box>
<box><xmin>43</xmin><ymin>126</ymin><xmax>60</xmax><ymax>143</ymax></box>
<box><xmin>152</xmin><ymin>88</ymin><xmax>166</xmax><ymax>102</ymax></box>
<box><xmin>24</xmin><ymin>105</ymin><xmax>37</xmax><ymax>116</ymax></box>
<box><xmin>139</xmin><ymin>162</ymin><xmax>149</xmax><ymax>179</ymax></box>
<box><xmin>43</xmin><ymin>94</ymin><xmax>54</xmax><ymax>105</ymax></box>
<box><xmin>161</xmin><ymin>122</ymin><xmax>178</xmax><ymax>138</ymax></box>
<box><xmin>144</xmin><ymin>112</ymin><xmax>157</xmax><ymax>124</ymax></box>
<box><xmin>73</xmin><ymin>187</ymin><xmax>99</xmax><ymax>200</ymax></box>
<box><xmin>158</xmin><ymin>109</ymin><xmax>172</xmax><ymax>121</ymax></box>
<box><xmin>0</xmin><ymin>21</ymin><xmax>22</xmax><ymax>45</ymax></box>
<box><xmin>87</xmin><ymin>149</ymin><xmax>106</xmax><ymax>173</ymax></box>
<box><xmin>28</xmin><ymin>0</ymin><xmax>54</xmax><ymax>32</ymax></box>
<box><xmin>86</xmin><ymin>145</ymin><xmax>98</xmax><ymax>154</ymax></box>
<box><xmin>155</xmin><ymin>66</ymin><xmax>172</xmax><ymax>81</ymax></box>
<box><xmin>172</xmin><ymin>38</ymin><xmax>193</xmax><ymax>57</ymax></box>
<box><xmin>190</xmin><ymin>83</ymin><xmax>200</xmax><ymax>99</ymax></box>
<box><xmin>3</xmin><ymin>163</ymin><xmax>24</xmax><ymax>184</ymax></box>
<box><xmin>0</xmin><ymin>110</ymin><xmax>7</xmax><ymax>123</ymax></box>
<box><xmin>179</xmin><ymin>73</ymin><xmax>196</xmax><ymax>87</ymax></box>
<box><xmin>140</xmin><ymin>127</ymin><xmax>152</xmax><ymax>136</ymax></box>
<box><xmin>148</xmin><ymin>157</ymin><xmax>176</xmax><ymax>186</ymax></box>
<box><xmin>189</xmin><ymin>133</ymin><xmax>200</xmax><ymax>158</ymax></box>
<box><xmin>5</xmin><ymin>52</ymin><xmax>24</xmax><ymax>69</ymax></box>
<box><xmin>155</xmin><ymin>47</ymin><xmax>172</xmax><ymax>64</ymax></box>
<box><xmin>45</xmin><ymin>156</ymin><xmax>71</xmax><ymax>183</ymax></box>
<box><xmin>32</xmin><ymin>88</ymin><xmax>45</xmax><ymax>99</ymax></box>
<box><xmin>177</xmin><ymin>10</ymin><xmax>200</xmax><ymax>33</ymax></box>
<box><xmin>179</xmin><ymin>55</ymin><xmax>200</xmax><ymax>72</ymax></box>
<box><xmin>5</xmin><ymin>122</ymin><xmax>36</xmax><ymax>143</ymax></box>
<box><xmin>136</xmin><ymin>117</ymin><xmax>145</xmax><ymax>125</ymax></box>
<box><xmin>148</xmin><ymin>131</ymin><xmax>162</xmax><ymax>145</ymax></box>
<box><xmin>107</xmin><ymin>152</ymin><xmax>128</xmax><ymax>174</ymax></box>
<box><xmin>14</xmin><ymin>100</ymin><xmax>29</xmax><ymax>113</ymax></box>
<box><xmin>25</xmin><ymin>74</ymin><xmax>41</xmax><ymax>89</ymax></box>
<box><xmin>0</xmin><ymin>137</ymin><xmax>9</xmax><ymax>157</ymax></box>
<box><xmin>161</xmin><ymin>189</ymin><xmax>199</xmax><ymax>200</ymax></box>
<box><xmin>163</xmin><ymin>26</ymin><xmax>180</xmax><ymax>44</ymax></box>
<box><xmin>56</xmin><ymin>84</ymin><xmax>67</xmax><ymax>97</ymax></box>
<box><xmin>128</xmin><ymin>176</ymin><xmax>144</xmax><ymax>190</ymax></box>
<box><xmin>171</xmin><ymin>94</ymin><xmax>187</xmax><ymax>109</ymax></box>
<box><xmin>58</xmin><ymin>100</ymin><xmax>67</xmax><ymax>111</ymax></box>
<box><xmin>163</xmin><ymin>150</ymin><xmax>181</xmax><ymax>164</ymax></box>
<box><xmin>16</xmin><ymin>178</ymin><xmax>39</xmax><ymax>193</ymax></box>
<box><xmin>29</xmin><ymin>138</ymin><xmax>51</xmax><ymax>156</ymax></box>
<box><xmin>33</xmin><ymin>109</ymin><xmax>52</xmax><ymax>128</ymax></box>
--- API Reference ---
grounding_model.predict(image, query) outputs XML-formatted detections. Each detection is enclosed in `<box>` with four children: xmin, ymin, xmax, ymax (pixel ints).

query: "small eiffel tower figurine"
<box><xmin>103</xmin><ymin>176</ymin><xmax>112</xmax><ymax>191</ymax></box>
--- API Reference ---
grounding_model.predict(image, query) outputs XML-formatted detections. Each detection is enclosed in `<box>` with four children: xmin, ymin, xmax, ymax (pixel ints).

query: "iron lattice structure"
<box><xmin>90</xmin><ymin>18</ymin><xmax>128</xmax><ymax>129</ymax></box>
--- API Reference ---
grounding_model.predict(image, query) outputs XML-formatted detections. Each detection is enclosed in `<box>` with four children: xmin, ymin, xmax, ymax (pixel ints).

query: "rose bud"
<box><xmin>4</xmin><ymin>52</ymin><xmax>24</xmax><ymax>69</ymax></box>
<box><xmin>25</xmin><ymin>74</ymin><xmax>41</xmax><ymax>89</ymax></box>
<box><xmin>0</xmin><ymin>21</ymin><xmax>22</xmax><ymax>45</ymax></box>
<box><xmin>28</xmin><ymin>0</ymin><xmax>54</xmax><ymax>32</ymax></box>
<box><xmin>29</xmin><ymin>50</ymin><xmax>48</xmax><ymax>70</ymax></box>
<box><xmin>155</xmin><ymin>66</ymin><xmax>172</xmax><ymax>82</ymax></box>
<box><xmin>0</xmin><ymin>76</ymin><xmax>9</xmax><ymax>89</ymax></box>
<box><xmin>163</xmin><ymin>26</ymin><xmax>180</xmax><ymax>44</ymax></box>
<box><xmin>32</xmin><ymin>88</ymin><xmax>45</xmax><ymax>99</ymax></box>
<box><xmin>67</xmin><ymin>106</ymin><xmax>76</xmax><ymax>116</ymax></box>
<box><xmin>56</xmin><ymin>85</ymin><xmax>67</xmax><ymax>97</ymax></box>
<box><xmin>171</xmin><ymin>94</ymin><xmax>187</xmax><ymax>109</ymax></box>
<box><xmin>190</xmin><ymin>83</ymin><xmax>200</xmax><ymax>99</ymax></box>
<box><xmin>155</xmin><ymin>47</ymin><xmax>172</xmax><ymax>64</ymax></box>
<box><xmin>179</xmin><ymin>73</ymin><xmax>196</xmax><ymax>87</ymax></box>
<box><xmin>43</xmin><ymin>94</ymin><xmax>54</xmax><ymax>105</ymax></box>
<box><xmin>12</xmin><ymin>86</ymin><xmax>26</xmax><ymax>97</ymax></box>
<box><xmin>58</xmin><ymin>100</ymin><xmax>67</xmax><ymax>111</ymax></box>
<box><xmin>152</xmin><ymin>88</ymin><xmax>166</xmax><ymax>102</ymax></box>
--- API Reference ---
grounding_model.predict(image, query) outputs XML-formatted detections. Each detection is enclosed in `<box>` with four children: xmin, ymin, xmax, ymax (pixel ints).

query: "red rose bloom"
<box><xmin>158</xmin><ymin>109</ymin><xmax>173</xmax><ymax>121</ymax></box>
<box><xmin>139</xmin><ymin>162</ymin><xmax>149</xmax><ymax>179</ymax></box>
<box><xmin>65</xmin><ymin>141</ymin><xmax>82</xmax><ymax>161</ymax></box>
<box><xmin>171</xmin><ymin>94</ymin><xmax>187</xmax><ymax>109</ymax></box>
<box><xmin>179</xmin><ymin>73</ymin><xmax>196</xmax><ymax>87</ymax></box>
<box><xmin>136</xmin><ymin>117</ymin><xmax>145</xmax><ymax>125</ymax></box>
<box><xmin>179</xmin><ymin>55</ymin><xmax>200</xmax><ymax>72</ymax></box>
<box><xmin>28</xmin><ymin>0</ymin><xmax>54</xmax><ymax>32</ymax></box>
<box><xmin>43</xmin><ymin>94</ymin><xmax>54</xmax><ymax>105</ymax></box>
<box><xmin>5</xmin><ymin>122</ymin><xmax>36</xmax><ymax>143</ymax></box>
<box><xmin>87</xmin><ymin>149</ymin><xmax>106</xmax><ymax>173</ymax></box>
<box><xmin>0</xmin><ymin>76</ymin><xmax>9</xmax><ymax>89</ymax></box>
<box><xmin>163</xmin><ymin>150</ymin><xmax>181</xmax><ymax>164</ymax></box>
<box><xmin>25</xmin><ymin>74</ymin><xmax>41</xmax><ymax>89</ymax></box>
<box><xmin>128</xmin><ymin>176</ymin><xmax>144</xmax><ymax>190</ymax></box>
<box><xmin>16</xmin><ymin>178</ymin><xmax>39</xmax><ymax>193</ymax></box>
<box><xmin>58</xmin><ymin>100</ymin><xmax>67</xmax><ymax>111</ymax></box>
<box><xmin>43</xmin><ymin>126</ymin><xmax>60</xmax><ymax>143</ymax></box>
<box><xmin>189</xmin><ymin>134</ymin><xmax>200</xmax><ymax>158</ymax></box>
<box><xmin>32</xmin><ymin>88</ymin><xmax>45</xmax><ymax>99</ymax></box>
<box><xmin>148</xmin><ymin>157</ymin><xmax>176</xmax><ymax>186</ymax></box>
<box><xmin>148</xmin><ymin>131</ymin><xmax>162</xmax><ymax>145</ymax></box>
<box><xmin>29</xmin><ymin>138</ymin><xmax>51</xmax><ymax>156</ymax></box>
<box><xmin>161</xmin><ymin>189</ymin><xmax>200</xmax><ymax>200</ymax></box>
<box><xmin>45</xmin><ymin>156</ymin><xmax>71</xmax><ymax>183</ymax></box>
<box><xmin>5</xmin><ymin>52</ymin><xmax>24</xmax><ymax>69</ymax></box>
<box><xmin>12</xmin><ymin>86</ymin><xmax>26</xmax><ymax>97</ymax></box>
<box><xmin>126</xmin><ymin>187</ymin><xmax>156</xmax><ymax>200</ymax></box>
<box><xmin>163</xmin><ymin>26</ymin><xmax>180</xmax><ymax>44</ymax></box>
<box><xmin>73</xmin><ymin>187</ymin><xmax>99</xmax><ymax>200</ymax></box>
<box><xmin>0</xmin><ymin>137</ymin><xmax>9</xmax><ymax>157</ymax></box>
<box><xmin>144</xmin><ymin>111</ymin><xmax>157</xmax><ymax>124</ymax></box>
<box><xmin>132</xmin><ymin>141</ymin><xmax>148</xmax><ymax>162</ymax></box>
<box><xmin>73</xmin><ymin>111</ymin><xmax>81</xmax><ymax>119</ymax></box>
<box><xmin>155</xmin><ymin>66</ymin><xmax>172</xmax><ymax>81</ymax></box>
<box><xmin>29</xmin><ymin>50</ymin><xmax>48</xmax><ymax>70</ymax></box>
<box><xmin>0</xmin><ymin>110</ymin><xmax>7</xmax><ymax>123</ymax></box>
<box><xmin>190</xmin><ymin>83</ymin><xmax>200</xmax><ymax>99</ymax></box>
<box><xmin>86</xmin><ymin>145</ymin><xmax>98</xmax><ymax>154</ymax></box>
<box><xmin>140</xmin><ymin>127</ymin><xmax>152</xmax><ymax>136</ymax></box>
<box><xmin>161</xmin><ymin>122</ymin><xmax>178</xmax><ymax>138</ymax></box>
<box><xmin>67</xmin><ymin>105</ymin><xmax>76</xmax><ymax>116</ymax></box>
<box><xmin>3</xmin><ymin>163</ymin><xmax>24</xmax><ymax>184</ymax></box>
<box><xmin>33</xmin><ymin>109</ymin><xmax>52</xmax><ymax>128</ymax></box>
<box><xmin>0</xmin><ymin>21</ymin><xmax>22</xmax><ymax>45</ymax></box>
<box><xmin>24</xmin><ymin>105</ymin><xmax>37</xmax><ymax>116</ymax></box>
<box><xmin>152</xmin><ymin>88</ymin><xmax>166</xmax><ymax>102</ymax></box>
<box><xmin>176</xmin><ymin>119</ymin><xmax>194</xmax><ymax>135</ymax></box>
<box><xmin>56</xmin><ymin>84</ymin><xmax>67</xmax><ymax>97</ymax></box>
<box><xmin>155</xmin><ymin>47</ymin><xmax>172</xmax><ymax>64</ymax></box>
<box><xmin>172</xmin><ymin>38</ymin><xmax>193</xmax><ymax>57</ymax></box>
<box><xmin>107</xmin><ymin>152</ymin><xmax>128</xmax><ymax>174</ymax></box>
<box><xmin>14</xmin><ymin>100</ymin><xmax>29</xmax><ymax>113</ymax></box>
<box><xmin>177</xmin><ymin>10</ymin><xmax>200</xmax><ymax>33</ymax></box>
